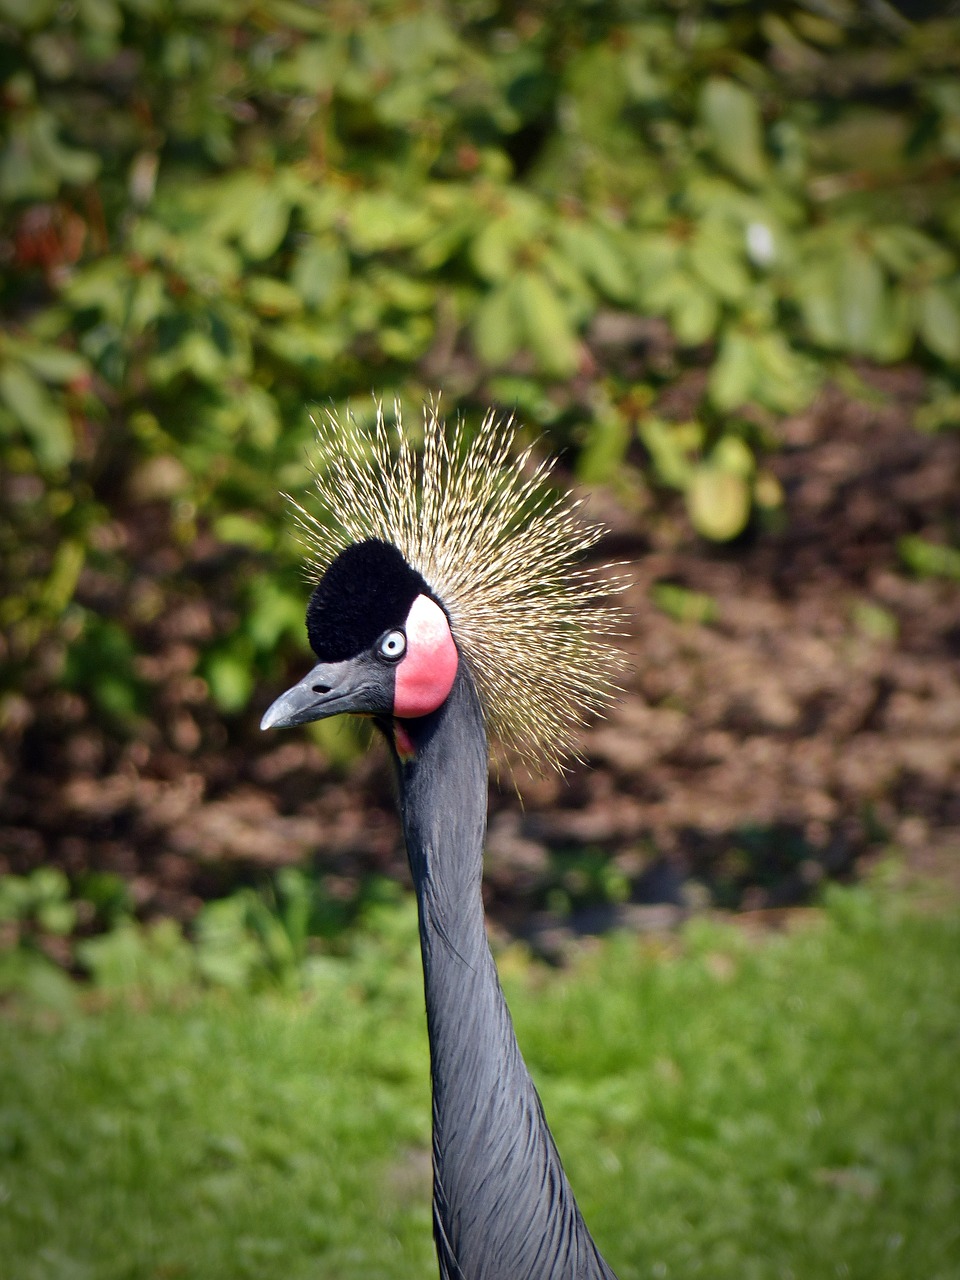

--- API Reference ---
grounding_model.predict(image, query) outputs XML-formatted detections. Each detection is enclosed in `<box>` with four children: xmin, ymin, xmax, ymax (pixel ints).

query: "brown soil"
<box><xmin>2</xmin><ymin>370</ymin><xmax>958</xmax><ymax>947</ymax></box>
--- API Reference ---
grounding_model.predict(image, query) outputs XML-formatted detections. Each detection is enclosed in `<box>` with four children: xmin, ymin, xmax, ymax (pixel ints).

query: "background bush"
<box><xmin>1</xmin><ymin>0</ymin><xmax>958</xmax><ymax>723</ymax></box>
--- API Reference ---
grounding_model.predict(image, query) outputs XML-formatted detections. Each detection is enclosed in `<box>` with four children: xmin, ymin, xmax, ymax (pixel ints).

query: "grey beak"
<box><xmin>260</xmin><ymin>661</ymin><xmax>351</xmax><ymax>730</ymax></box>
<box><xmin>260</xmin><ymin>657</ymin><xmax>392</xmax><ymax>730</ymax></box>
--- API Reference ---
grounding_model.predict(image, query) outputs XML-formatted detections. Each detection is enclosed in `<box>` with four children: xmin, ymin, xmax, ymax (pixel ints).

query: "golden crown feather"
<box><xmin>288</xmin><ymin>401</ymin><xmax>625</xmax><ymax>771</ymax></box>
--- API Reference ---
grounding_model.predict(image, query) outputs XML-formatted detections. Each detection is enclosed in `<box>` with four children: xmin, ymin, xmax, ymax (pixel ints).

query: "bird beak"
<box><xmin>259</xmin><ymin>658</ymin><xmax>390</xmax><ymax>730</ymax></box>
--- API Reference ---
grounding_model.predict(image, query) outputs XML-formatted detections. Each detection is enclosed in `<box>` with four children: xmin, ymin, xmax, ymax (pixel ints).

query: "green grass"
<box><xmin>0</xmin><ymin>881</ymin><xmax>958</xmax><ymax>1280</ymax></box>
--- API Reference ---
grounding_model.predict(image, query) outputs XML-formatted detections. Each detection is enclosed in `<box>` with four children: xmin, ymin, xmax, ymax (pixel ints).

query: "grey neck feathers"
<box><xmin>396</xmin><ymin>663</ymin><xmax>617</xmax><ymax>1280</ymax></box>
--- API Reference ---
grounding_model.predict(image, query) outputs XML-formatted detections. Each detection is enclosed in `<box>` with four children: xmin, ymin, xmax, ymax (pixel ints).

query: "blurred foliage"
<box><xmin>1</xmin><ymin>0</ymin><xmax>959</xmax><ymax>726</ymax></box>
<box><xmin>543</xmin><ymin>846</ymin><xmax>632</xmax><ymax>917</ymax></box>
<box><xmin>0</xmin><ymin>865</ymin><xmax>126</xmax><ymax>951</ymax></box>
<box><xmin>0</xmin><ymin>862</ymin><xmax>416</xmax><ymax>995</ymax></box>
<box><xmin>898</xmin><ymin>532</ymin><xmax>960</xmax><ymax>581</ymax></box>
<box><xmin>1</xmin><ymin>876</ymin><xmax>958</xmax><ymax>1279</ymax></box>
<box><xmin>0</xmin><ymin>866</ymin><xmax>78</xmax><ymax>940</ymax></box>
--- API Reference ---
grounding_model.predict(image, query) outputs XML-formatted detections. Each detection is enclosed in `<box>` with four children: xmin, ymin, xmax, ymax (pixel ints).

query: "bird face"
<box><xmin>260</xmin><ymin>539</ymin><xmax>459</xmax><ymax>733</ymax></box>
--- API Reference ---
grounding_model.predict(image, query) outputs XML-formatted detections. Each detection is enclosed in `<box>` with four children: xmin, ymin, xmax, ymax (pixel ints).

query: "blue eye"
<box><xmin>378</xmin><ymin>630</ymin><xmax>406</xmax><ymax>661</ymax></box>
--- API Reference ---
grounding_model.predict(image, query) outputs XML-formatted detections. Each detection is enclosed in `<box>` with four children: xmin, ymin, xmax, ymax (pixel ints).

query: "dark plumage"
<box><xmin>306</xmin><ymin>538</ymin><xmax>429</xmax><ymax>662</ymax></box>
<box><xmin>261</xmin><ymin>407</ymin><xmax>623</xmax><ymax>1279</ymax></box>
<box><xmin>396</xmin><ymin>664</ymin><xmax>617</xmax><ymax>1279</ymax></box>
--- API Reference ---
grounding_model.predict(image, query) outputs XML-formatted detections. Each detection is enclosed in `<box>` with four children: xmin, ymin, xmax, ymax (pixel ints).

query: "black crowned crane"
<box><xmin>261</xmin><ymin>406</ymin><xmax>622</xmax><ymax>1280</ymax></box>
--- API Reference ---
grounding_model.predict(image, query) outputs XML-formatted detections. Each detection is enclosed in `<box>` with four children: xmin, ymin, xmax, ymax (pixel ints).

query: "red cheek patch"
<box><xmin>394</xmin><ymin>594</ymin><xmax>459</xmax><ymax>718</ymax></box>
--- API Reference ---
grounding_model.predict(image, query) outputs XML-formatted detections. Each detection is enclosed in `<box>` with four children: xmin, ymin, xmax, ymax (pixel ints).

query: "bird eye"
<box><xmin>378</xmin><ymin>629</ymin><xmax>406</xmax><ymax>661</ymax></box>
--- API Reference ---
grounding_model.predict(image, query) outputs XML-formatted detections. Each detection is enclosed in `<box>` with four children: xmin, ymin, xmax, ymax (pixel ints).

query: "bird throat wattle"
<box><xmin>392</xmin><ymin>720</ymin><xmax>417</xmax><ymax>761</ymax></box>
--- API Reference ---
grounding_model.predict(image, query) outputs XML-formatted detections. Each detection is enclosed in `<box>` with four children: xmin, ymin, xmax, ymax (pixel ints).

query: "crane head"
<box><xmin>259</xmin><ymin>403</ymin><xmax>623</xmax><ymax>771</ymax></box>
<box><xmin>260</xmin><ymin>538</ymin><xmax>459</xmax><ymax>733</ymax></box>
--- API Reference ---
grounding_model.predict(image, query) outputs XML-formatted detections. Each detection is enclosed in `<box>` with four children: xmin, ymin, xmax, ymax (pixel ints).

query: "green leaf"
<box><xmin>470</xmin><ymin>217</ymin><xmax>525</xmax><ymax>283</ymax></box>
<box><xmin>240</xmin><ymin>187</ymin><xmax>291</xmax><ymax>260</ymax></box>
<box><xmin>64</xmin><ymin>614</ymin><xmax>144</xmax><ymax>721</ymax></box>
<box><xmin>699</xmin><ymin>78</ymin><xmax>768</xmax><ymax>186</ymax></box>
<box><xmin>66</xmin><ymin>257</ymin><xmax>137</xmax><ymax>325</ymax></box>
<box><xmin>78</xmin><ymin>920</ymin><xmax>194</xmax><ymax>993</ymax></box>
<box><xmin>0</xmin><ymin>876</ymin><xmax>33</xmax><ymax>923</ymax></box>
<box><xmin>669</xmin><ymin>277</ymin><xmax>720</xmax><ymax>345</ymax></box>
<box><xmin>638</xmin><ymin>417</ymin><xmax>702</xmax><ymax>490</ymax></box>
<box><xmin>346</xmin><ymin>193</ymin><xmax>432</xmax><ymax>254</ymax></box>
<box><xmin>0</xmin><ymin>110</ymin><xmax>99</xmax><ymax>200</ymax></box>
<box><xmin>872</xmin><ymin>225</ymin><xmax>954</xmax><ymax>280</ymax></box>
<box><xmin>283</xmin><ymin>38</ymin><xmax>343</xmax><ymax>92</ymax></box>
<box><xmin>246</xmin><ymin>276</ymin><xmax>303</xmax><ymax>316</ymax></box>
<box><xmin>261</xmin><ymin>321</ymin><xmax>346</xmax><ymax>367</ymax></box>
<box><xmin>577</xmin><ymin>410</ymin><xmax>631</xmax><ymax>483</ymax></box>
<box><xmin>213</xmin><ymin>514</ymin><xmax>272</xmax><ymax>551</ymax></box>
<box><xmin>35</xmin><ymin>109</ymin><xmax>101</xmax><ymax>183</ymax></box>
<box><xmin>194</xmin><ymin>897</ymin><xmax>266</xmax><ymax>990</ymax></box>
<box><xmin>148</xmin><ymin>331</ymin><xmax>230</xmax><ymax>386</ymax></box>
<box><xmin>851</xmin><ymin>601</ymin><xmax>898</xmax><ymax>643</ymax></box>
<box><xmin>370</xmin><ymin>268</ymin><xmax>434</xmax><ymax>311</ymax></box>
<box><xmin>291</xmin><ymin>239</ymin><xmax>349</xmax><ymax>311</ymax></box>
<box><xmin>177</xmin><ymin>231</ymin><xmax>241</xmax><ymax>287</ymax></box>
<box><xmin>688</xmin><ymin>220</ymin><xmax>752</xmax><ymax>302</ymax></box>
<box><xmin>870</xmin><ymin>286</ymin><xmax>915</xmax><ymax>363</ymax></box>
<box><xmin>487</xmin><ymin>376</ymin><xmax>561</xmax><ymax>424</ymax></box>
<box><xmin>712</xmin><ymin>435</ymin><xmax>755</xmax><ymax>478</ymax></box>
<box><xmin>379</xmin><ymin>316</ymin><xmax>433</xmax><ymax>359</ymax></box>
<box><xmin>919</xmin><ymin>284</ymin><xmax>960</xmax><ymax>362</ymax></box>
<box><xmin>128</xmin><ymin>272</ymin><xmax>168</xmax><ymax>333</ymax></box>
<box><xmin>516</xmin><ymin>271</ymin><xmax>580</xmax><ymax>378</ymax></box>
<box><xmin>12</xmin><ymin>342</ymin><xmax>88</xmax><ymax>385</ymax></box>
<box><xmin>751</xmin><ymin>332</ymin><xmax>820</xmax><ymax>413</ymax></box>
<box><xmin>0</xmin><ymin>949</ymin><xmax>77</xmax><ymax>1010</ymax></box>
<box><xmin>556</xmin><ymin>223</ymin><xmax>632</xmax><ymax>303</ymax></box>
<box><xmin>79</xmin><ymin>0</ymin><xmax>123</xmax><ymax>38</ymax></box>
<box><xmin>839</xmin><ymin>247</ymin><xmax>885</xmax><ymax>355</ymax></box>
<box><xmin>37</xmin><ymin>900</ymin><xmax>77</xmax><ymax>936</ymax></box>
<box><xmin>238</xmin><ymin>385</ymin><xmax>281</xmax><ymax>450</ymax></box>
<box><xmin>687</xmin><ymin>465</ymin><xmax>751</xmax><ymax>541</ymax></box>
<box><xmin>915</xmin><ymin>392</ymin><xmax>960</xmax><ymax>433</ymax></box>
<box><xmin>709</xmin><ymin>331</ymin><xmax>758</xmax><ymax>410</ymax></box>
<box><xmin>539</xmin><ymin>245</ymin><xmax>594</xmax><ymax>315</ymax></box>
<box><xmin>41</xmin><ymin>538</ymin><xmax>85</xmax><ymax>612</ymax></box>
<box><xmin>416</xmin><ymin>208</ymin><xmax>479</xmax><ymax>271</ymax></box>
<box><xmin>0</xmin><ymin>362</ymin><xmax>73</xmax><ymax>469</ymax></box>
<box><xmin>246</xmin><ymin>579</ymin><xmax>305</xmax><ymax>650</ymax></box>
<box><xmin>754</xmin><ymin>471</ymin><xmax>784</xmax><ymax>510</ymax></box>
<box><xmin>651</xmin><ymin>582</ymin><xmax>719</xmax><ymax>625</ymax></box>
<box><xmin>26</xmin><ymin>867</ymin><xmax>70</xmax><ymax>909</ymax></box>
<box><xmin>472</xmin><ymin>282</ymin><xmax>522</xmax><ymax>368</ymax></box>
<box><xmin>640</xmin><ymin>267</ymin><xmax>687</xmax><ymax>313</ymax></box>
<box><xmin>0</xmin><ymin>0</ymin><xmax>59</xmax><ymax>27</ymax></box>
<box><xmin>794</xmin><ymin>260</ymin><xmax>844</xmax><ymax>349</ymax></box>
<box><xmin>898</xmin><ymin>535</ymin><xmax>960</xmax><ymax>582</ymax></box>
<box><xmin>204</xmin><ymin>647</ymin><xmax>255</xmax><ymax>713</ymax></box>
<box><xmin>628</xmin><ymin>234</ymin><xmax>683</xmax><ymax>297</ymax></box>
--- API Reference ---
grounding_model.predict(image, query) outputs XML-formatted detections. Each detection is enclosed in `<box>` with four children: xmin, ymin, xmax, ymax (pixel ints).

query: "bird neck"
<box><xmin>395</xmin><ymin>663</ymin><xmax>489</xmax><ymax>962</ymax></box>
<box><xmin>392</xmin><ymin>663</ymin><xmax>615</xmax><ymax>1280</ymax></box>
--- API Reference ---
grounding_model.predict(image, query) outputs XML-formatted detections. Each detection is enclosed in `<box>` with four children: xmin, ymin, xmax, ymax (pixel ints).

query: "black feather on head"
<box><xmin>306</xmin><ymin>538</ymin><xmax>431</xmax><ymax>662</ymax></box>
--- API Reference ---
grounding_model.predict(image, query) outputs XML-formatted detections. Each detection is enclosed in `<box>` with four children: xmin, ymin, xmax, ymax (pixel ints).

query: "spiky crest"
<box><xmin>289</xmin><ymin>402</ymin><xmax>623</xmax><ymax>771</ymax></box>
